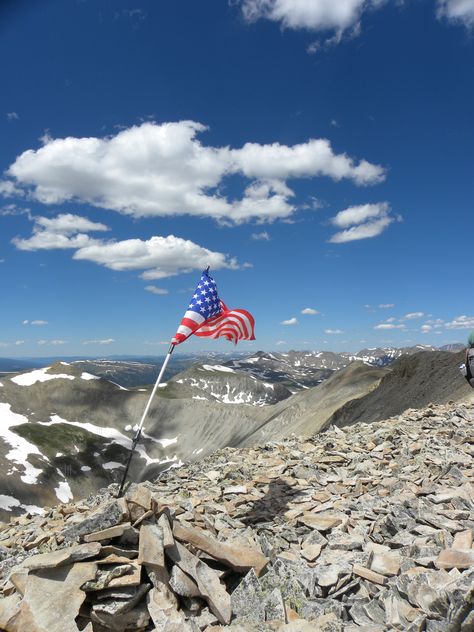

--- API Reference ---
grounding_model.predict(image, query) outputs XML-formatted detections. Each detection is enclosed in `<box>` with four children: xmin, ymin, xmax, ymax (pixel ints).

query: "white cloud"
<box><xmin>329</xmin><ymin>216</ymin><xmax>394</xmax><ymax>243</ymax></box>
<box><xmin>437</xmin><ymin>0</ymin><xmax>474</xmax><ymax>28</ymax></box>
<box><xmin>328</xmin><ymin>202</ymin><xmax>399</xmax><ymax>243</ymax></box>
<box><xmin>14</xmin><ymin>214</ymin><xmax>240</xmax><ymax>280</ymax></box>
<box><xmin>4</xmin><ymin>121</ymin><xmax>385</xmax><ymax>225</ymax></box>
<box><xmin>0</xmin><ymin>180</ymin><xmax>24</xmax><ymax>198</ymax></box>
<box><xmin>379</xmin><ymin>303</ymin><xmax>394</xmax><ymax>309</ymax></box>
<box><xmin>445</xmin><ymin>315</ymin><xmax>474</xmax><ymax>329</ymax></box>
<box><xmin>374</xmin><ymin>323</ymin><xmax>406</xmax><ymax>330</ymax></box>
<box><xmin>6</xmin><ymin>112</ymin><xmax>19</xmax><ymax>121</ymax></box>
<box><xmin>281</xmin><ymin>317</ymin><xmax>298</xmax><ymax>325</ymax></box>
<box><xmin>37</xmin><ymin>339</ymin><xmax>67</xmax><ymax>345</ymax></box>
<box><xmin>276</xmin><ymin>340</ymin><xmax>287</xmax><ymax>345</ymax></box>
<box><xmin>421</xmin><ymin>325</ymin><xmax>432</xmax><ymax>333</ymax></box>
<box><xmin>144</xmin><ymin>285</ymin><xmax>169</xmax><ymax>295</ymax></box>
<box><xmin>74</xmin><ymin>235</ymin><xmax>239</xmax><ymax>280</ymax></box>
<box><xmin>251</xmin><ymin>231</ymin><xmax>271</xmax><ymax>241</ymax></box>
<box><xmin>402</xmin><ymin>311</ymin><xmax>425</xmax><ymax>320</ymax></box>
<box><xmin>13</xmin><ymin>213</ymin><xmax>109</xmax><ymax>251</ymax></box>
<box><xmin>325</xmin><ymin>328</ymin><xmax>344</xmax><ymax>334</ymax></box>
<box><xmin>23</xmin><ymin>320</ymin><xmax>48</xmax><ymax>326</ymax></box>
<box><xmin>15</xmin><ymin>340</ymin><xmax>25</xmax><ymax>346</ymax></box>
<box><xmin>301</xmin><ymin>307</ymin><xmax>320</xmax><ymax>315</ymax></box>
<box><xmin>331</xmin><ymin>202</ymin><xmax>390</xmax><ymax>228</ymax></box>
<box><xmin>241</xmin><ymin>0</ymin><xmax>383</xmax><ymax>34</ymax></box>
<box><xmin>82</xmin><ymin>338</ymin><xmax>115</xmax><ymax>345</ymax></box>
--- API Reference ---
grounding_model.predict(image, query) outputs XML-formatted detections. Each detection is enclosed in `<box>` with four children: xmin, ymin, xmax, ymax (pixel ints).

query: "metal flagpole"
<box><xmin>117</xmin><ymin>342</ymin><xmax>176</xmax><ymax>497</ymax></box>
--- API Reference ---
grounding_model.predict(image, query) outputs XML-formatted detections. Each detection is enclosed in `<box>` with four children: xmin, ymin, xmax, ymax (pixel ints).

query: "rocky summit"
<box><xmin>0</xmin><ymin>398</ymin><xmax>473</xmax><ymax>631</ymax></box>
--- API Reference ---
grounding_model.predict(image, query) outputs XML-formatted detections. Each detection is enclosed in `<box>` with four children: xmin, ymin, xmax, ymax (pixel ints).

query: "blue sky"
<box><xmin>1</xmin><ymin>0</ymin><xmax>473</xmax><ymax>357</ymax></box>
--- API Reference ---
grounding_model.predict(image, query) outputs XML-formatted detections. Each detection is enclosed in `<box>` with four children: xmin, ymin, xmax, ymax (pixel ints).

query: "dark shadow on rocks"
<box><xmin>240</xmin><ymin>478</ymin><xmax>304</xmax><ymax>525</ymax></box>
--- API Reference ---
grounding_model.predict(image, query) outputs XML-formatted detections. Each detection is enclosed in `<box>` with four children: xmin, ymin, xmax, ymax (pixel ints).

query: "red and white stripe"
<box><xmin>172</xmin><ymin>310</ymin><xmax>206</xmax><ymax>345</ymax></box>
<box><xmin>194</xmin><ymin>304</ymin><xmax>255</xmax><ymax>345</ymax></box>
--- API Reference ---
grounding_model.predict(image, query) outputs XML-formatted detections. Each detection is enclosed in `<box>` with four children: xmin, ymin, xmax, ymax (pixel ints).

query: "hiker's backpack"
<box><xmin>464</xmin><ymin>349</ymin><xmax>474</xmax><ymax>388</ymax></box>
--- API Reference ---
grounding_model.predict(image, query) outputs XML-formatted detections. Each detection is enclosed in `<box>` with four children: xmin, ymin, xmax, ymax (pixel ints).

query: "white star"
<box><xmin>196</xmin><ymin>299</ymin><xmax>202</xmax><ymax>305</ymax></box>
<box><xmin>193</xmin><ymin>294</ymin><xmax>198</xmax><ymax>299</ymax></box>
<box><xmin>204</xmin><ymin>280</ymin><xmax>210</xmax><ymax>286</ymax></box>
<box><xmin>205</xmin><ymin>297</ymin><xmax>211</xmax><ymax>303</ymax></box>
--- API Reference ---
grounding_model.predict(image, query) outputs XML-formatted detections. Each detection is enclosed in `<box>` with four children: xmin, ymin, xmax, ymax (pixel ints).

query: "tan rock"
<box><xmin>138</xmin><ymin>523</ymin><xmax>165</xmax><ymax>573</ymax></box>
<box><xmin>297</xmin><ymin>514</ymin><xmax>343</xmax><ymax>532</ymax></box>
<box><xmin>452</xmin><ymin>529</ymin><xmax>473</xmax><ymax>550</ymax></box>
<box><xmin>22</xmin><ymin>541</ymin><xmax>101</xmax><ymax>571</ymax></box>
<box><xmin>158</xmin><ymin>513</ymin><xmax>174</xmax><ymax>548</ymax></box>
<box><xmin>173</xmin><ymin>522</ymin><xmax>268</xmax><ymax>575</ymax></box>
<box><xmin>167</xmin><ymin>540</ymin><xmax>231</xmax><ymax>624</ymax></box>
<box><xmin>435</xmin><ymin>549</ymin><xmax>474</xmax><ymax>570</ymax></box>
<box><xmin>83</xmin><ymin>522</ymin><xmax>131</xmax><ymax>542</ymax></box>
<box><xmin>8</xmin><ymin>562</ymin><xmax>96</xmax><ymax>632</ymax></box>
<box><xmin>370</xmin><ymin>552</ymin><xmax>401</xmax><ymax>576</ymax></box>
<box><xmin>0</xmin><ymin>593</ymin><xmax>21</xmax><ymax>630</ymax></box>
<box><xmin>300</xmin><ymin>544</ymin><xmax>322</xmax><ymax>562</ymax></box>
<box><xmin>353</xmin><ymin>565</ymin><xmax>388</xmax><ymax>585</ymax></box>
<box><xmin>147</xmin><ymin>586</ymin><xmax>194</xmax><ymax>631</ymax></box>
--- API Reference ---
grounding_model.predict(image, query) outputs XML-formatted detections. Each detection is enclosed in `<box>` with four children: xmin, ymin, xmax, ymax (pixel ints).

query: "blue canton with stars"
<box><xmin>188</xmin><ymin>271</ymin><xmax>223</xmax><ymax>320</ymax></box>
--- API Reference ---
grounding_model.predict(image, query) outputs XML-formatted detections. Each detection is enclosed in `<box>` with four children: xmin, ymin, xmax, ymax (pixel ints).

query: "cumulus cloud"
<box><xmin>328</xmin><ymin>202</ymin><xmax>400</xmax><ymax>243</ymax></box>
<box><xmin>74</xmin><ymin>235</ymin><xmax>240</xmax><ymax>280</ymax></box>
<box><xmin>379</xmin><ymin>303</ymin><xmax>394</xmax><ymax>309</ymax></box>
<box><xmin>82</xmin><ymin>338</ymin><xmax>115</xmax><ymax>345</ymax></box>
<box><xmin>0</xmin><ymin>180</ymin><xmax>24</xmax><ymax>198</ymax></box>
<box><xmin>13</xmin><ymin>213</ymin><xmax>109</xmax><ymax>251</ymax></box>
<box><xmin>241</xmin><ymin>0</ymin><xmax>383</xmax><ymax>34</ymax></box>
<box><xmin>251</xmin><ymin>231</ymin><xmax>271</xmax><ymax>241</ymax></box>
<box><xmin>301</xmin><ymin>307</ymin><xmax>320</xmax><ymax>315</ymax></box>
<box><xmin>445</xmin><ymin>315</ymin><xmax>474</xmax><ymax>329</ymax></box>
<box><xmin>281</xmin><ymin>317</ymin><xmax>298</xmax><ymax>325</ymax></box>
<box><xmin>437</xmin><ymin>0</ymin><xmax>474</xmax><ymax>28</ymax></box>
<box><xmin>3</xmin><ymin>121</ymin><xmax>385</xmax><ymax>225</ymax></box>
<box><xmin>325</xmin><ymin>328</ymin><xmax>344</xmax><ymax>334</ymax></box>
<box><xmin>13</xmin><ymin>213</ymin><xmax>240</xmax><ymax>279</ymax></box>
<box><xmin>402</xmin><ymin>312</ymin><xmax>425</xmax><ymax>320</ymax></box>
<box><xmin>374</xmin><ymin>323</ymin><xmax>406</xmax><ymax>330</ymax></box>
<box><xmin>144</xmin><ymin>285</ymin><xmax>169</xmax><ymax>295</ymax></box>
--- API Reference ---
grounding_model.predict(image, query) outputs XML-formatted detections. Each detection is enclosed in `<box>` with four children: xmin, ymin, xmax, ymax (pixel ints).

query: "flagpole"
<box><xmin>117</xmin><ymin>342</ymin><xmax>176</xmax><ymax>497</ymax></box>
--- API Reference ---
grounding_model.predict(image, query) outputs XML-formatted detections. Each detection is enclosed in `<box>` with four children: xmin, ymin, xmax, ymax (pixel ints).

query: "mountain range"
<box><xmin>0</xmin><ymin>346</ymin><xmax>471</xmax><ymax>520</ymax></box>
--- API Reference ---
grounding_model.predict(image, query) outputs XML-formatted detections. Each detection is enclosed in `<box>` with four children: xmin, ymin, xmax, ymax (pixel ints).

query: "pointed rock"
<box><xmin>146</xmin><ymin>587</ymin><xmax>194</xmax><ymax>631</ymax></box>
<box><xmin>167</xmin><ymin>540</ymin><xmax>231</xmax><ymax>624</ymax></box>
<box><xmin>173</xmin><ymin>521</ymin><xmax>268</xmax><ymax>575</ymax></box>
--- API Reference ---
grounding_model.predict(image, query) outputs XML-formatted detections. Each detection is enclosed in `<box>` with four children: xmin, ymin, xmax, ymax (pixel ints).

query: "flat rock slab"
<box><xmin>8</xmin><ymin>562</ymin><xmax>97</xmax><ymax>632</ymax></box>
<box><xmin>138</xmin><ymin>523</ymin><xmax>165</xmax><ymax>573</ymax></box>
<box><xmin>83</xmin><ymin>522</ymin><xmax>131</xmax><ymax>542</ymax></box>
<box><xmin>353</xmin><ymin>565</ymin><xmax>388</xmax><ymax>586</ymax></box>
<box><xmin>21</xmin><ymin>542</ymin><xmax>101</xmax><ymax>571</ymax></box>
<box><xmin>167</xmin><ymin>540</ymin><xmax>232</xmax><ymax>624</ymax></box>
<box><xmin>297</xmin><ymin>514</ymin><xmax>343</xmax><ymax>532</ymax></box>
<box><xmin>435</xmin><ymin>549</ymin><xmax>474</xmax><ymax>570</ymax></box>
<box><xmin>173</xmin><ymin>522</ymin><xmax>268</xmax><ymax>575</ymax></box>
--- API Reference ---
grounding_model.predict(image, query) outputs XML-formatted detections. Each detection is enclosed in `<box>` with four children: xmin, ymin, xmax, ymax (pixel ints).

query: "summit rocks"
<box><xmin>0</xmin><ymin>399</ymin><xmax>473</xmax><ymax>630</ymax></box>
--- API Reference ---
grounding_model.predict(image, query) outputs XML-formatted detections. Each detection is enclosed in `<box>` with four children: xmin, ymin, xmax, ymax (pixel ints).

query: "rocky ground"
<box><xmin>0</xmin><ymin>398</ymin><xmax>473</xmax><ymax>631</ymax></box>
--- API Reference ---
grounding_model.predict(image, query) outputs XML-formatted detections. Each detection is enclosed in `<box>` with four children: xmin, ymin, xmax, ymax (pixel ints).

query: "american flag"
<box><xmin>172</xmin><ymin>270</ymin><xmax>255</xmax><ymax>345</ymax></box>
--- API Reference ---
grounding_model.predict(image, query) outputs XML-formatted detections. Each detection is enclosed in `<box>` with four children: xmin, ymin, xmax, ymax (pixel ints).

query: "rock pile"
<box><xmin>0</xmin><ymin>399</ymin><xmax>473</xmax><ymax>631</ymax></box>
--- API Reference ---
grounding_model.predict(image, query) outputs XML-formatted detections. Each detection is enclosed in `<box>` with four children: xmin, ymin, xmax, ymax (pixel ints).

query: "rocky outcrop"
<box><xmin>0</xmin><ymin>399</ymin><xmax>473</xmax><ymax>630</ymax></box>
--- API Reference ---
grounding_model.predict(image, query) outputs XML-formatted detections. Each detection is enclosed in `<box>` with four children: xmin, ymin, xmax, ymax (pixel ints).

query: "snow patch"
<box><xmin>103</xmin><ymin>461</ymin><xmax>124</xmax><ymax>470</ymax></box>
<box><xmin>0</xmin><ymin>494</ymin><xmax>20</xmax><ymax>510</ymax></box>
<box><xmin>201</xmin><ymin>364</ymin><xmax>235</xmax><ymax>373</ymax></box>
<box><xmin>0</xmin><ymin>403</ymin><xmax>44</xmax><ymax>484</ymax></box>
<box><xmin>81</xmin><ymin>372</ymin><xmax>100</xmax><ymax>381</ymax></box>
<box><xmin>81</xmin><ymin>465</ymin><xmax>91</xmax><ymax>472</ymax></box>
<box><xmin>55</xmin><ymin>480</ymin><xmax>73</xmax><ymax>503</ymax></box>
<box><xmin>11</xmin><ymin>368</ymin><xmax>75</xmax><ymax>386</ymax></box>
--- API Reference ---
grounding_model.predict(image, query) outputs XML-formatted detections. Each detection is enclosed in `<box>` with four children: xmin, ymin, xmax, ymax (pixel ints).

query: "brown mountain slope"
<box><xmin>328</xmin><ymin>350</ymin><xmax>472</xmax><ymax>428</ymax></box>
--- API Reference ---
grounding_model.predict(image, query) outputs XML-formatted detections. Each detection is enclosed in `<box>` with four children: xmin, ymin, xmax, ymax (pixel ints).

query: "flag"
<box><xmin>172</xmin><ymin>269</ymin><xmax>255</xmax><ymax>345</ymax></box>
